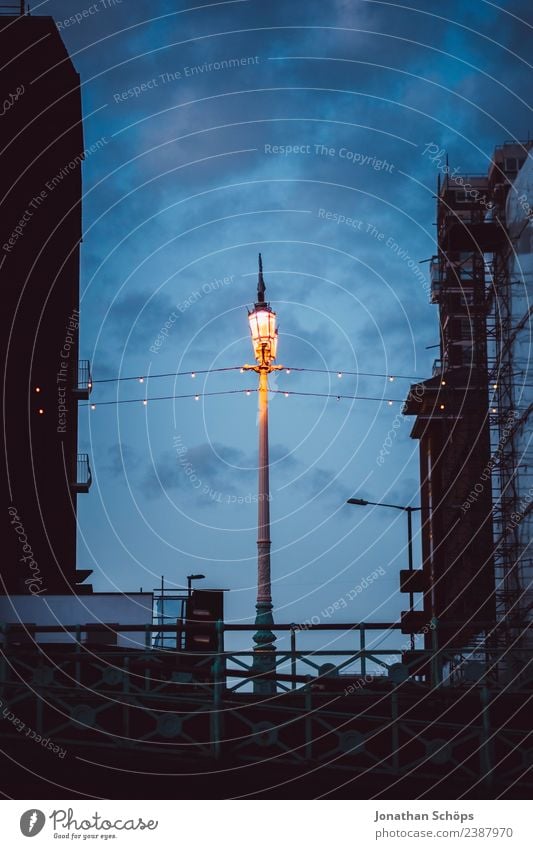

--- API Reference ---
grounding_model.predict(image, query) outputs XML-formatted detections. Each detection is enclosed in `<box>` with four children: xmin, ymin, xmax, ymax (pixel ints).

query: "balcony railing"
<box><xmin>74</xmin><ymin>360</ymin><xmax>92</xmax><ymax>400</ymax></box>
<box><xmin>73</xmin><ymin>453</ymin><xmax>92</xmax><ymax>493</ymax></box>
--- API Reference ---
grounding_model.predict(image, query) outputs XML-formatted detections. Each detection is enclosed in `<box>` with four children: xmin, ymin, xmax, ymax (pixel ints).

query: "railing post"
<box><xmin>360</xmin><ymin>623</ymin><xmax>366</xmax><ymax>677</ymax></box>
<box><xmin>391</xmin><ymin>691</ymin><xmax>400</xmax><ymax>772</ymax></box>
<box><xmin>290</xmin><ymin>626</ymin><xmax>297</xmax><ymax>690</ymax></box>
<box><xmin>75</xmin><ymin>625</ymin><xmax>81</xmax><ymax>684</ymax></box>
<box><xmin>0</xmin><ymin>625</ymin><xmax>6</xmax><ymax>701</ymax></box>
<box><xmin>144</xmin><ymin>625</ymin><xmax>151</xmax><ymax>691</ymax></box>
<box><xmin>304</xmin><ymin>677</ymin><xmax>312</xmax><ymax>760</ymax></box>
<box><xmin>430</xmin><ymin>617</ymin><xmax>441</xmax><ymax>687</ymax></box>
<box><xmin>123</xmin><ymin>656</ymin><xmax>130</xmax><ymax>739</ymax></box>
<box><xmin>480</xmin><ymin>685</ymin><xmax>493</xmax><ymax>791</ymax></box>
<box><xmin>211</xmin><ymin>620</ymin><xmax>224</xmax><ymax>759</ymax></box>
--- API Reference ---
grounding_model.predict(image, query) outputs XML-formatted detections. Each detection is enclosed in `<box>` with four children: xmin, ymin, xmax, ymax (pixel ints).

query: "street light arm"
<box><xmin>347</xmin><ymin>498</ymin><xmax>421</xmax><ymax>512</ymax></box>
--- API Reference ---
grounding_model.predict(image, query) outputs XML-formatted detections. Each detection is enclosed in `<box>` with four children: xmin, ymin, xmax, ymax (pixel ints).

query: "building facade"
<box><xmin>0</xmin><ymin>13</ymin><xmax>91</xmax><ymax>595</ymax></box>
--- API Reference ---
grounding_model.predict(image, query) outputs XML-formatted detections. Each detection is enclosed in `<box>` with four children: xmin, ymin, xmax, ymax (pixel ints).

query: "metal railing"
<box><xmin>0</xmin><ymin>3</ymin><xmax>25</xmax><ymax>14</ymax></box>
<box><xmin>76</xmin><ymin>360</ymin><xmax>92</xmax><ymax>398</ymax></box>
<box><xmin>2</xmin><ymin>618</ymin><xmax>526</xmax><ymax>692</ymax></box>
<box><xmin>74</xmin><ymin>453</ymin><xmax>92</xmax><ymax>492</ymax></box>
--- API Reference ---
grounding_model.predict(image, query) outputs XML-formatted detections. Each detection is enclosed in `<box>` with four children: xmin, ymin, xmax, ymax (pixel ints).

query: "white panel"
<box><xmin>0</xmin><ymin>593</ymin><xmax>153</xmax><ymax>648</ymax></box>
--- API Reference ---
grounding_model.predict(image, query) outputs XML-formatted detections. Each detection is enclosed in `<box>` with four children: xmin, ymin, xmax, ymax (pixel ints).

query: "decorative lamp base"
<box><xmin>252</xmin><ymin>602</ymin><xmax>276</xmax><ymax>694</ymax></box>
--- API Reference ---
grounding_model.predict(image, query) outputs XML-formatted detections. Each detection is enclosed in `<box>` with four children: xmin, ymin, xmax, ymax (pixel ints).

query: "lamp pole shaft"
<box><xmin>257</xmin><ymin>366</ymin><xmax>271</xmax><ymax>604</ymax></box>
<box><xmin>253</xmin><ymin>364</ymin><xmax>276</xmax><ymax>693</ymax></box>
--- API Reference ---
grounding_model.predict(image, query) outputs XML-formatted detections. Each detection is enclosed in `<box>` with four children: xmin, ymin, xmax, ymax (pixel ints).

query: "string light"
<box><xmin>38</xmin><ymin>408</ymin><xmax>44</xmax><ymax>415</ymax></box>
<box><xmin>91</xmin><ymin>365</ymin><xmax>424</xmax><ymax>386</ymax></box>
<box><xmin>441</xmin><ymin>380</ymin><xmax>446</xmax><ymax>386</ymax></box>
<box><xmin>143</xmin><ymin>400</ymin><xmax>148</xmax><ymax>406</ymax></box>
<box><xmin>388</xmin><ymin>400</ymin><xmax>393</xmax><ymax>406</ymax></box>
<box><xmin>284</xmin><ymin>392</ymin><xmax>289</xmax><ymax>397</ymax></box>
<box><xmin>81</xmin><ymin>388</ymin><xmax>403</xmax><ymax>409</ymax></box>
<box><xmin>440</xmin><ymin>404</ymin><xmax>445</xmax><ymax>410</ymax></box>
<box><xmin>35</xmin><ymin>387</ymin><xmax>41</xmax><ymax>393</ymax></box>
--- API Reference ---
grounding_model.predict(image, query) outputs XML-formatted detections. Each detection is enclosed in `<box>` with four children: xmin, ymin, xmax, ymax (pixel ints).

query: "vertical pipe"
<box><xmin>407</xmin><ymin>508</ymin><xmax>415</xmax><ymax>651</ymax></box>
<box><xmin>360</xmin><ymin>623</ymin><xmax>366</xmax><ymax>677</ymax></box>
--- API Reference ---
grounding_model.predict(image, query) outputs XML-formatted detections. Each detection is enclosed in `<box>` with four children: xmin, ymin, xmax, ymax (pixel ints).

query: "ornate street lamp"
<box><xmin>243</xmin><ymin>254</ymin><xmax>283</xmax><ymax>694</ymax></box>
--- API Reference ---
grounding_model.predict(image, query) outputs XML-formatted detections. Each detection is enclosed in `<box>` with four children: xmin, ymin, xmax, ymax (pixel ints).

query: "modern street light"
<box><xmin>346</xmin><ymin>497</ymin><xmax>421</xmax><ymax>650</ymax></box>
<box><xmin>243</xmin><ymin>254</ymin><xmax>283</xmax><ymax>694</ymax></box>
<box><xmin>187</xmin><ymin>573</ymin><xmax>205</xmax><ymax>596</ymax></box>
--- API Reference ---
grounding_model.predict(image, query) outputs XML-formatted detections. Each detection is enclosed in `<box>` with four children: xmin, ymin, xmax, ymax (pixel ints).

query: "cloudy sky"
<box><xmin>38</xmin><ymin>0</ymin><xmax>532</xmax><ymax>643</ymax></box>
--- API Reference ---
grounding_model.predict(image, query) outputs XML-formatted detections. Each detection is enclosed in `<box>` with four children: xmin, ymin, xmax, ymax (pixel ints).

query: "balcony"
<box><xmin>73</xmin><ymin>360</ymin><xmax>93</xmax><ymax>400</ymax></box>
<box><xmin>73</xmin><ymin>453</ymin><xmax>92</xmax><ymax>493</ymax></box>
<box><xmin>430</xmin><ymin>259</ymin><xmax>442</xmax><ymax>303</ymax></box>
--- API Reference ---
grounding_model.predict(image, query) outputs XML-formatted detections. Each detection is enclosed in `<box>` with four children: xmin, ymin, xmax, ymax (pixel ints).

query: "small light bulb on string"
<box><xmin>143</xmin><ymin>400</ymin><xmax>148</xmax><ymax>406</ymax></box>
<box><xmin>389</xmin><ymin>376</ymin><xmax>395</xmax><ymax>382</ymax></box>
<box><xmin>440</xmin><ymin>404</ymin><xmax>445</xmax><ymax>410</ymax></box>
<box><xmin>441</xmin><ymin>380</ymin><xmax>446</xmax><ymax>386</ymax></box>
<box><xmin>388</xmin><ymin>400</ymin><xmax>393</xmax><ymax>406</ymax></box>
<box><xmin>285</xmin><ymin>369</ymin><xmax>291</xmax><ymax>375</ymax></box>
<box><xmin>90</xmin><ymin>404</ymin><xmax>96</xmax><ymax>411</ymax></box>
<box><xmin>38</xmin><ymin>408</ymin><xmax>44</xmax><ymax>415</ymax></box>
<box><xmin>246</xmin><ymin>390</ymin><xmax>251</xmax><ymax>396</ymax></box>
<box><xmin>284</xmin><ymin>392</ymin><xmax>289</xmax><ymax>398</ymax></box>
<box><xmin>138</xmin><ymin>377</ymin><xmax>144</xmax><ymax>384</ymax></box>
<box><xmin>35</xmin><ymin>386</ymin><xmax>41</xmax><ymax>393</ymax></box>
<box><xmin>240</xmin><ymin>368</ymin><xmax>244</xmax><ymax>374</ymax></box>
<box><xmin>191</xmin><ymin>372</ymin><xmax>196</xmax><ymax>378</ymax></box>
<box><xmin>194</xmin><ymin>394</ymin><xmax>200</xmax><ymax>401</ymax></box>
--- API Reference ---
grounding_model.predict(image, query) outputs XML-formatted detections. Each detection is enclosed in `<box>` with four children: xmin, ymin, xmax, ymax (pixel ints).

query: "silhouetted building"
<box><xmin>403</xmin><ymin>170</ymin><xmax>498</xmax><ymax>647</ymax></box>
<box><xmin>0</xmin><ymin>12</ymin><xmax>91</xmax><ymax>595</ymax></box>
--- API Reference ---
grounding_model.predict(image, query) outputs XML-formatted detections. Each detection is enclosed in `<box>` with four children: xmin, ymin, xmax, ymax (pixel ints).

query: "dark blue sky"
<box><xmin>40</xmin><ymin>0</ymin><xmax>532</xmax><ymax>636</ymax></box>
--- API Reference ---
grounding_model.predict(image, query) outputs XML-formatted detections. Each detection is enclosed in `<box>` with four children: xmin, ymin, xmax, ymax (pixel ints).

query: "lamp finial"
<box><xmin>257</xmin><ymin>253</ymin><xmax>266</xmax><ymax>304</ymax></box>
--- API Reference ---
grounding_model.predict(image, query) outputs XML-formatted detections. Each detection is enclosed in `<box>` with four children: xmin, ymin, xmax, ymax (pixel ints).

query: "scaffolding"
<box><xmin>404</xmin><ymin>141</ymin><xmax>532</xmax><ymax>671</ymax></box>
<box><xmin>487</xmin><ymin>142</ymin><xmax>533</xmax><ymax>664</ymax></box>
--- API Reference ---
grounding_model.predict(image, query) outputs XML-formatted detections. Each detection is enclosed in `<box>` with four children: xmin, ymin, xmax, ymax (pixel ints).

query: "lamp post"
<box><xmin>347</xmin><ymin>497</ymin><xmax>421</xmax><ymax>650</ymax></box>
<box><xmin>243</xmin><ymin>254</ymin><xmax>283</xmax><ymax>694</ymax></box>
<box><xmin>187</xmin><ymin>573</ymin><xmax>205</xmax><ymax>597</ymax></box>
